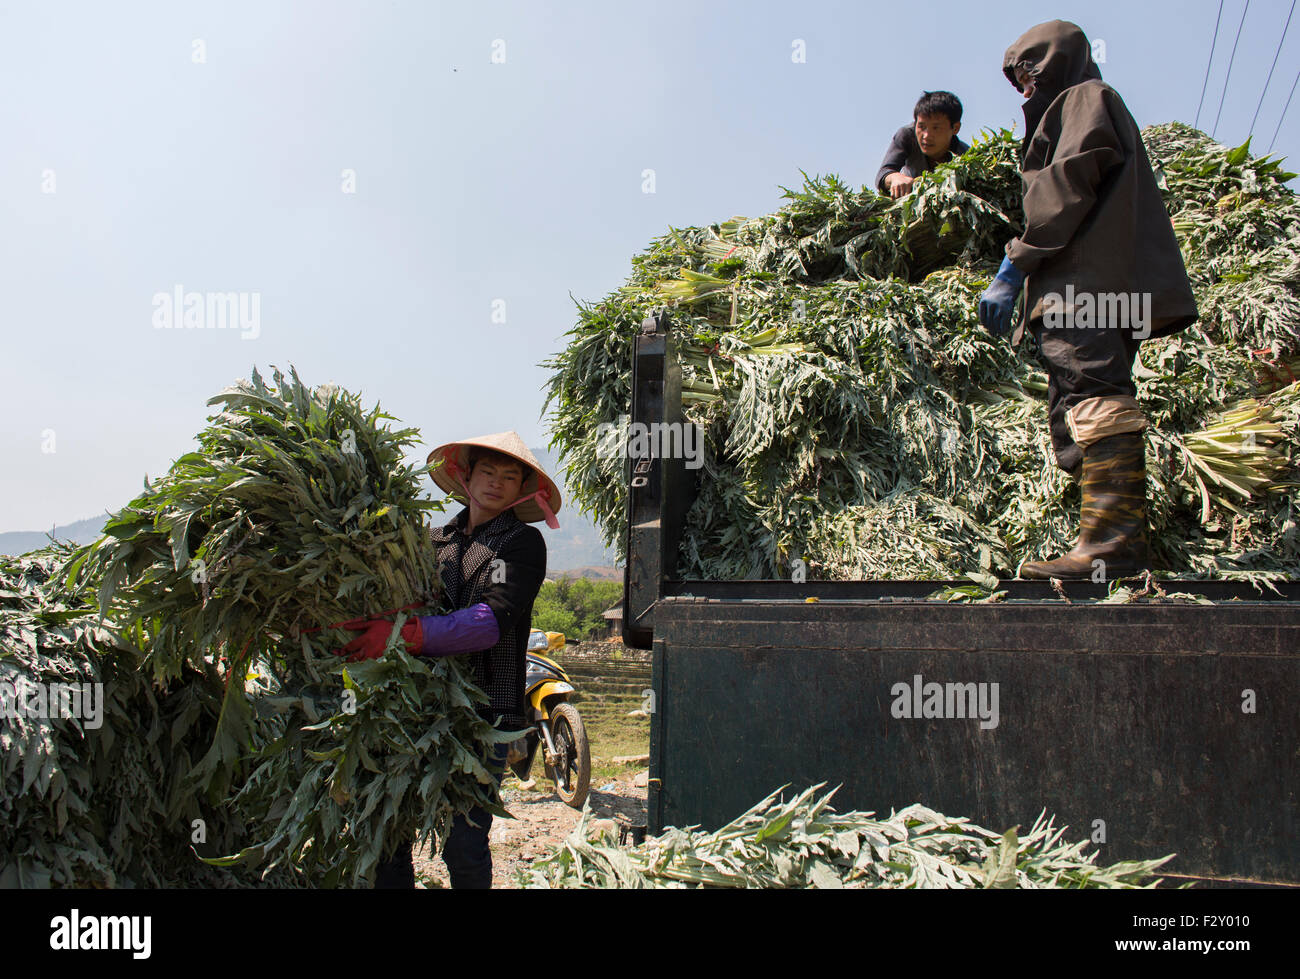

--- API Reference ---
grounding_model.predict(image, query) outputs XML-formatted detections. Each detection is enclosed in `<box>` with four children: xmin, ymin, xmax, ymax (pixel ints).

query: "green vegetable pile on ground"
<box><xmin>520</xmin><ymin>784</ymin><xmax>1172</xmax><ymax>888</ymax></box>
<box><xmin>1</xmin><ymin>546</ymin><xmax>273</xmax><ymax>887</ymax></box>
<box><xmin>4</xmin><ymin>368</ymin><xmax>508</xmax><ymax>887</ymax></box>
<box><xmin>545</xmin><ymin>125</ymin><xmax>1300</xmax><ymax>582</ymax></box>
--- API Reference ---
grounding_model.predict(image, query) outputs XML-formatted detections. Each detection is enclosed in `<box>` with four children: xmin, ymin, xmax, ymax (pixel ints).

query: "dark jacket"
<box><xmin>1003</xmin><ymin>20</ymin><xmax>1197</xmax><ymax>338</ymax></box>
<box><xmin>430</xmin><ymin>509</ymin><xmax>546</xmax><ymax>729</ymax></box>
<box><xmin>875</xmin><ymin>125</ymin><xmax>970</xmax><ymax>193</ymax></box>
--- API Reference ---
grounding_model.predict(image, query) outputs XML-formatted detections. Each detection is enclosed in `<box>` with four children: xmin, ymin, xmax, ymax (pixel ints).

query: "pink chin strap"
<box><xmin>444</xmin><ymin>455</ymin><xmax>560</xmax><ymax>530</ymax></box>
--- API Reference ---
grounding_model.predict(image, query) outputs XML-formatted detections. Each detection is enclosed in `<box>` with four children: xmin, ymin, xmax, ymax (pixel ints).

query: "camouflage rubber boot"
<box><xmin>1019</xmin><ymin>431</ymin><xmax>1149</xmax><ymax>580</ymax></box>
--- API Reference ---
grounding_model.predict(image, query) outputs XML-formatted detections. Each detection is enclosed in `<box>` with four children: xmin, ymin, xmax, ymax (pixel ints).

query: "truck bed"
<box><xmin>644</xmin><ymin>580</ymin><xmax>1299</xmax><ymax>885</ymax></box>
<box><xmin>622</xmin><ymin>313</ymin><xmax>1300</xmax><ymax>885</ymax></box>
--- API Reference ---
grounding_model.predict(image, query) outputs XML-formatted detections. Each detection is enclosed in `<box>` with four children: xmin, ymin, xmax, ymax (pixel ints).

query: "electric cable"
<box><xmin>1269</xmin><ymin>64</ymin><xmax>1300</xmax><ymax>152</ymax></box>
<box><xmin>1213</xmin><ymin>0</ymin><xmax>1252</xmax><ymax>138</ymax></box>
<box><xmin>1196</xmin><ymin>0</ymin><xmax>1226</xmax><ymax>129</ymax></box>
<box><xmin>1250</xmin><ymin>0</ymin><xmax>1295</xmax><ymax>137</ymax></box>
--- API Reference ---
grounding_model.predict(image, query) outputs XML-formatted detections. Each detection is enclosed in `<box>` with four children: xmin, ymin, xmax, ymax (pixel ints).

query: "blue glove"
<box><xmin>978</xmin><ymin>256</ymin><xmax>1026</xmax><ymax>337</ymax></box>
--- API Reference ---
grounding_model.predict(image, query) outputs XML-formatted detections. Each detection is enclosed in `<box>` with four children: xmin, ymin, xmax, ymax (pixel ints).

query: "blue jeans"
<box><xmin>374</xmin><ymin>741</ymin><xmax>508</xmax><ymax>889</ymax></box>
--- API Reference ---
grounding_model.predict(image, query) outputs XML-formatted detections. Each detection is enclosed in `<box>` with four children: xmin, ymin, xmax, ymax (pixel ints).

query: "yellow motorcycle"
<box><xmin>507</xmin><ymin>630</ymin><xmax>591</xmax><ymax>808</ymax></box>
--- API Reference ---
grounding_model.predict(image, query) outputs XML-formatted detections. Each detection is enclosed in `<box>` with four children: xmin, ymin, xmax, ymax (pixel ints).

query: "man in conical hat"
<box><xmin>340</xmin><ymin>431</ymin><xmax>559</xmax><ymax>888</ymax></box>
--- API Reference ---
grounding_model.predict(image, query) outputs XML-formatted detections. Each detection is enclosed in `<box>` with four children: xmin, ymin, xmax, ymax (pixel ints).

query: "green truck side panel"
<box><xmin>648</xmin><ymin>598</ymin><xmax>1299</xmax><ymax>883</ymax></box>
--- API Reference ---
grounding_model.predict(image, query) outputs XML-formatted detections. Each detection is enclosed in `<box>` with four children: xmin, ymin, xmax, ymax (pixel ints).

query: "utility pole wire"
<box><xmin>1250</xmin><ymin>0</ymin><xmax>1296</xmax><ymax>138</ymax></box>
<box><xmin>1213</xmin><ymin>0</ymin><xmax>1251</xmax><ymax>139</ymax></box>
<box><xmin>1269</xmin><ymin>65</ymin><xmax>1300</xmax><ymax>152</ymax></box>
<box><xmin>1196</xmin><ymin>0</ymin><xmax>1226</xmax><ymax>129</ymax></box>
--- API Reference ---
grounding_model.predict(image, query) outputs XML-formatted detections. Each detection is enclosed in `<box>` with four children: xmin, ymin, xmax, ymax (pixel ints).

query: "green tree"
<box><xmin>532</xmin><ymin>577</ymin><xmax>621</xmax><ymax>638</ymax></box>
<box><xmin>531</xmin><ymin>587</ymin><xmax>579</xmax><ymax>635</ymax></box>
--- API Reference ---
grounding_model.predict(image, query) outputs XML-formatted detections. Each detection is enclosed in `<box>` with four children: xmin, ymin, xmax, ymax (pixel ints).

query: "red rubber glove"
<box><xmin>337</xmin><ymin>617</ymin><xmax>424</xmax><ymax>662</ymax></box>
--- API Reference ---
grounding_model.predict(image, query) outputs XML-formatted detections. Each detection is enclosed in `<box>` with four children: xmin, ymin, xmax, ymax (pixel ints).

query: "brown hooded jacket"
<box><xmin>1002</xmin><ymin>20</ymin><xmax>1197</xmax><ymax>339</ymax></box>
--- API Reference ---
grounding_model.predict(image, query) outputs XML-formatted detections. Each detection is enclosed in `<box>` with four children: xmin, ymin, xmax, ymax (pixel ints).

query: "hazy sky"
<box><xmin>3</xmin><ymin>0</ymin><xmax>1296</xmax><ymax>531</ymax></box>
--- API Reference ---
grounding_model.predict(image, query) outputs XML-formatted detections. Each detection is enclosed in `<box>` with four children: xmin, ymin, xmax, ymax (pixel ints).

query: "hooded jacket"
<box><xmin>1002</xmin><ymin>20</ymin><xmax>1197</xmax><ymax>338</ymax></box>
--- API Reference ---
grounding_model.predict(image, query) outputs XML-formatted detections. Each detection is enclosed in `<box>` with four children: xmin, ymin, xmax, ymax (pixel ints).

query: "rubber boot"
<box><xmin>1020</xmin><ymin>431</ymin><xmax>1149</xmax><ymax>580</ymax></box>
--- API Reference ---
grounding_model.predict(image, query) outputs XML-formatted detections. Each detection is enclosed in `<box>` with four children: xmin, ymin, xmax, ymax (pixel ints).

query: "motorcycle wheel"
<box><xmin>546</xmin><ymin>702</ymin><xmax>591</xmax><ymax>810</ymax></box>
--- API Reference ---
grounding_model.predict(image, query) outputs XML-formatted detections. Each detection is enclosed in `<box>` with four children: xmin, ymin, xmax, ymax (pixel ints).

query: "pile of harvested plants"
<box><xmin>0</xmin><ymin>545</ymin><xmax>272</xmax><ymax>887</ymax></box>
<box><xmin>545</xmin><ymin>124</ymin><xmax>1300</xmax><ymax>583</ymax></box>
<box><xmin>4</xmin><ymin>368</ymin><xmax>509</xmax><ymax>887</ymax></box>
<box><xmin>520</xmin><ymin>784</ymin><xmax>1173</xmax><ymax>889</ymax></box>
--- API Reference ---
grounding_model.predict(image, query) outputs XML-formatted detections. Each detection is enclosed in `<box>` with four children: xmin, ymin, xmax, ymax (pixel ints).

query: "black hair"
<box><xmin>468</xmin><ymin>447</ymin><xmax>526</xmax><ymax>478</ymax></box>
<box><xmin>913</xmin><ymin>91</ymin><xmax>962</xmax><ymax>126</ymax></box>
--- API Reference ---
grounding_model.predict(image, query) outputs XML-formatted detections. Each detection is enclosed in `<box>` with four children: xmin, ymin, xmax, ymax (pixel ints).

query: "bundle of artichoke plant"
<box><xmin>520</xmin><ymin>784</ymin><xmax>1173</xmax><ymax>889</ymax></box>
<box><xmin>20</xmin><ymin>367</ymin><xmax>514</xmax><ymax>886</ymax></box>
<box><xmin>546</xmin><ymin>125</ymin><xmax>1300</xmax><ymax>584</ymax></box>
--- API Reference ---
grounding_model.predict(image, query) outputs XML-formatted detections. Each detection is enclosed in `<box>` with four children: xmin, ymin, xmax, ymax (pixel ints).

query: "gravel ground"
<box><xmin>412</xmin><ymin>770</ymin><xmax>648</xmax><ymax>888</ymax></box>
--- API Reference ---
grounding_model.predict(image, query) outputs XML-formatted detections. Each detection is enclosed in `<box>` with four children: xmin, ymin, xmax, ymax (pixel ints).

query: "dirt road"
<box><xmin>413</xmin><ymin>770</ymin><xmax>648</xmax><ymax>888</ymax></box>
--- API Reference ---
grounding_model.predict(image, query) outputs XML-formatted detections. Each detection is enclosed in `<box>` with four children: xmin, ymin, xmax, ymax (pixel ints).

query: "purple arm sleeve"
<box><xmin>416</xmin><ymin>603</ymin><xmax>500</xmax><ymax>657</ymax></box>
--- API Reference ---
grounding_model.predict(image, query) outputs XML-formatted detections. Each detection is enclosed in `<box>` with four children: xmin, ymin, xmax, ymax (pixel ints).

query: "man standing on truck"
<box><xmin>978</xmin><ymin>19</ymin><xmax>1198</xmax><ymax>580</ymax></box>
<box><xmin>340</xmin><ymin>431</ymin><xmax>558</xmax><ymax>887</ymax></box>
<box><xmin>876</xmin><ymin>91</ymin><xmax>969</xmax><ymax>198</ymax></box>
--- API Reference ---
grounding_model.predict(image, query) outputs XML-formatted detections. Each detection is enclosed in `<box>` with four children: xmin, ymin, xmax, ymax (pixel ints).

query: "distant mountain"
<box><xmin>0</xmin><ymin>516</ymin><xmax>107</xmax><ymax>557</ymax></box>
<box><xmin>549</xmin><ymin>565</ymin><xmax>622</xmax><ymax>582</ymax></box>
<box><xmin>528</xmin><ymin>445</ymin><xmax>618</xmax><ymax>574</ymax></box>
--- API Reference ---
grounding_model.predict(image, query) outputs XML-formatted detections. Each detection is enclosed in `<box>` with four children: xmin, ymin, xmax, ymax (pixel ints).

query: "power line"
<box><xmin>1213</xmin><ymin>0</ymin><xmax>1251</xmax><ymax>138</ymax></box>
<box><xmin>1196</xmin><ymin>0</ymin><xmax>1226</xmax><ymax>129</ymax></box>
<box><xmin>1269</xmin><ymin>64</ymin><xmax>1300</xmax><ymax>152</ymax></box>
<box><xmin>1250</xmin><ymin>0</ymin><xmax>1296</xmax><ymax>138</ymax></box>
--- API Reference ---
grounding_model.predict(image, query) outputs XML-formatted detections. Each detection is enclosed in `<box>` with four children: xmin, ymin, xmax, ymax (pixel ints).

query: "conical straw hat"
<box><xmin>426</xmin><ymin>431</ymin><xmax>561</xmax><ymax>526</ymax></box>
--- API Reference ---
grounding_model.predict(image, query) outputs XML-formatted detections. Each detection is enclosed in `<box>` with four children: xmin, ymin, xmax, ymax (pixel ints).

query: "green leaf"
<box><xmin>1225</xmin><ymin>139</ymin><xmax>1251</xmax><ymax>166</ymax></box>
<box><xmin>981</xmin><ymin>827</ymin><xmax>1019</xmax><ymax>888</ymax></box>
